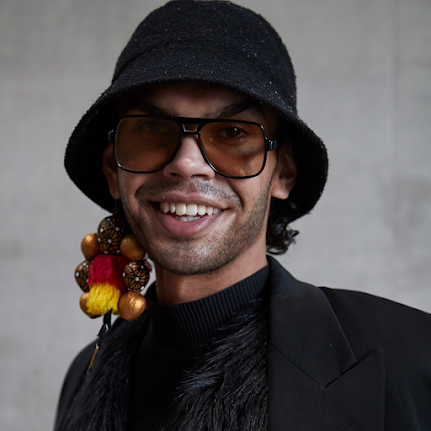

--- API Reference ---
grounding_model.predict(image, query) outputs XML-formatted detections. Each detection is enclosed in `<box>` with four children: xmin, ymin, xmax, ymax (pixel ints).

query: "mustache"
<box><xmin>134</xmin><ymin>178</ymin><xmax>242</xmax><ymax>205</ymax></box>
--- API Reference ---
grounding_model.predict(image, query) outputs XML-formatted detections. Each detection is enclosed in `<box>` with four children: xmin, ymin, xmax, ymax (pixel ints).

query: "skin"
<box><xmin>103</xmin><ymin>82</ymin><xmax>297</xmax><ymax>305</ymax></box>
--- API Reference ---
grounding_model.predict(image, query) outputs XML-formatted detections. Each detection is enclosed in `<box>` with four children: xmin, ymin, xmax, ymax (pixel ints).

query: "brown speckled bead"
<box><xmin>75</xmin><ymin>260</ymin><xmax>91</xmax><ymax>292</ymax></box>
<box><xmin>123</xmin><ymin>261</ymin><xmax>150</xmax><ymax>292</ymax></box>
<box><xmin>97</xmin><ymin>215</ymin><xmax>127</xmax><ymax>255</ymax></box>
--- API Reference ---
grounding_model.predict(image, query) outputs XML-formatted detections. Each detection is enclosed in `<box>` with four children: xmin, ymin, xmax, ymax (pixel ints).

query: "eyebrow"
<box><xmin>122</xmin><ymin>98</ymin><xmax>265</xmax><ymax>120</ymax></box>
<box><xmin>208</xmin><ymin>99</ymin><xmax>265</xmax><ymax>119</ymax></box>
<box><xmin>122</xmin><ymin>100</ymin><xmax>165</xmax><ymax>115</ymax></box>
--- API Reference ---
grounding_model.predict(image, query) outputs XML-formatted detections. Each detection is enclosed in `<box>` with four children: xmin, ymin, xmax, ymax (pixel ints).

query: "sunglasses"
<box><xmin>108</xmin><ymin>115</ymin><xmax>281</xmax><ymax>179</ymax></box>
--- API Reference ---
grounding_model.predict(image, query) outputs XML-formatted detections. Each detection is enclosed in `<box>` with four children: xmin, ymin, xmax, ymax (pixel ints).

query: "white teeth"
<box><xmin>186</xmin><ymin>204</ymin><xmax>198</xmax><ymax>216</ymax></box>
<box><xmin>160</xmin><ymin>202</ymin><xmax>222</xmax><ymax>218</ymax></box>
<box><xmin>175</xmin><ymin>216</ymin><xmax>201</xmax><ymax>222</ymax></box>
<box><xmin>197</xmin><ymin>205</ymin><xmax>206</xmax><ymax>216</ymax></box>
<box><xmin>176</xmin><ymin>203</ymin><xmax>187</xmax><ymax>216</ymax></box>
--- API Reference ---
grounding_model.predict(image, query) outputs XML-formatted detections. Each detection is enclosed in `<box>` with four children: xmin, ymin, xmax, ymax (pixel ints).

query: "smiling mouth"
<box><xmin>159</xmin><ymin>202</ymin><xmax>222</xmax><ymax>222</ymax></box>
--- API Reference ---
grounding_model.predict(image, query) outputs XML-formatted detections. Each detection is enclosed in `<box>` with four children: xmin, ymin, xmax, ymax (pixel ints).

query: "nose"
<box><xmin>162</xmin><ymin>133</ymin><xmax>216</xmax><ymax>181</ymax></box>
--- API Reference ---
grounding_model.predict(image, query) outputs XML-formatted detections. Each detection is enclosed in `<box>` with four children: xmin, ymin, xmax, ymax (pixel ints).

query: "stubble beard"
<box><xmin>120</xmin><ymin>180</ymin><xmax>271</xmax><ymax>276</ymax></box>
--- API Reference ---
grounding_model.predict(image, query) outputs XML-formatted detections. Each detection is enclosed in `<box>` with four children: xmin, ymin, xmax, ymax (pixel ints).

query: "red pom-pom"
<box><xmin>88</xmin><ymin>254</ymin><xmax>129</xmax><ymax>292</ymax></box>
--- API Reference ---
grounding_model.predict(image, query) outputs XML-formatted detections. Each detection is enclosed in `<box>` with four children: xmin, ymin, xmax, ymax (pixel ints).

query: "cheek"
<box><xmin>243</xmin><ymin>155</ymin><xmax>277</xmax><ymax>200</ymax></box>
<box><xmin>228</xmin><ymin>176</ymin><xmax>273</xmax><ymax>212</ymax></box>
<box><xmin>117</xmin><ymin>171</ymin><xmax>145</xmax><ymax>203</ymax></box>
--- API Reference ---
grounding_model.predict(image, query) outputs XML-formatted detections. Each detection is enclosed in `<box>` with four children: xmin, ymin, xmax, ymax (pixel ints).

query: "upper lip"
<box><xmin>152</xmin><ymin>193</ymin><xmax>226</xmax><ymax>210</ymax></box>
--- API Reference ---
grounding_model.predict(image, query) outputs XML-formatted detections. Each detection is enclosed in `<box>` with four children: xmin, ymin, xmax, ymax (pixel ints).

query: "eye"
<box><xmin>223</xmin><ymin>126</ymin><xmax>245</xmax><ymax>138</ymax></box>
<box><xmin>201</xmin><ymin>121</ymin><xmax>261</xmax><ymax>148</ymax></box>
<box><xmin>143</xmin><ymin>121</ymin><xmax>167</xmax><ymax>133</ymax></box>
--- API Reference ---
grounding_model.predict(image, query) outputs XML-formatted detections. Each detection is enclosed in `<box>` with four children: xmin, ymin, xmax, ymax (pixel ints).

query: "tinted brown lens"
<box><xmin>201</xmin><ymin>122</ymin><xmax>265</xmax><ymax>177</ymax></box>
<box><xmin>115</xmin><ymin>117</ymin><xmax>181</xmax><ymax>172</ymax></box>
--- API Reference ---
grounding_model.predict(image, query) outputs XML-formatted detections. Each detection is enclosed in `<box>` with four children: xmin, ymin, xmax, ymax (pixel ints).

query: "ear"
<box><xmin>102</xmin><ymin>142</ymin><xmax>121</xmax><ymax>199</ymax></box>
<box><xmin>270</xmin><ymin>142</ymin><xmax>297</xmax><ymax>200</ymax></box>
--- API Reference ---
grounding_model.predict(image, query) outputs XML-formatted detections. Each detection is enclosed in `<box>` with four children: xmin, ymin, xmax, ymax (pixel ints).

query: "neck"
<box><xmin>154</xmin><ymin>242</ymin><xmax>268</xmax><ymax>305</ymax></box>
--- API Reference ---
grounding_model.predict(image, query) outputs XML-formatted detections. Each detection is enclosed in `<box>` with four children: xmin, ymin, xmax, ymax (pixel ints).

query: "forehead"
<box><xmin>118</xmin><ymin>82</ymin><xmax>279</xmax><ymax>126</ymax></box>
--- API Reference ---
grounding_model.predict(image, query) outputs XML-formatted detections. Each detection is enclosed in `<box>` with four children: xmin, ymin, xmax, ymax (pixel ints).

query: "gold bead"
<box><xmin>120</xmin><ymin>234</ymin><xmax>145</xmax><ymax>261</ymax></box>
<box><xmin>118</xmin><ymin>292</ymin><xmax>146</xmax><ymax>321</ymax></box>
<box><xmin>79</xmin><ymin>292</ymin><xmax>98</xmax><ymax>318</ymax></box>
<box><xmin>74</xmin><ymin>260</ymin><xmax>91</xmax><ymax>292</ymax></box>
<box><xmin>81</xmin><ymin>233</ymin><xmax>101</xmax><ymax>260</ymax></box>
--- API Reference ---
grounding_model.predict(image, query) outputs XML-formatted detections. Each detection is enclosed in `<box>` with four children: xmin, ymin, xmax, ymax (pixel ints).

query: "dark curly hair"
<box><xmin>265</xmin><ymin>127</ymin><xmax>301</xmax><ymax>255</ymax></box>
<box><xmin>266</xmin><ymin>196</ymin><xmax>299</xmax><ymax>255</ymax></box>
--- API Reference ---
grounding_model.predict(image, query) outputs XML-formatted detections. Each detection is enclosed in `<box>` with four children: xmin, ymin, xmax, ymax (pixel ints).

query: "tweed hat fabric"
<box><xmin>65</xmin><ymin>0</ymin><xmax>328</xmax><ymax>220</ymax></box>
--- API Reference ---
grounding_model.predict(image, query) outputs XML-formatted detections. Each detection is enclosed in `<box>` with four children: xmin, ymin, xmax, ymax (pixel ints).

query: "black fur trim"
<box><xmin>57</xmin><ymin>300</ymin><xmax>267</xmax><ymax>431</ymax></box>
<box><xmin>57</xmin><ymin>316</ymin><xmax>148</xmax><ymax>431</ymax></box>
<box><xmin>164</xmin><ymin>299</ymin><xmax>268</xmax><ymax>431</ymax></box>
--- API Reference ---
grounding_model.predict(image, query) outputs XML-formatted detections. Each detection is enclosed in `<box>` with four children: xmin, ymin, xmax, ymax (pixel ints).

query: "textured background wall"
<box><xmin>1</xmin><ymin>0</ymin><xmax>430</xmax><ymax>430</ymax></box>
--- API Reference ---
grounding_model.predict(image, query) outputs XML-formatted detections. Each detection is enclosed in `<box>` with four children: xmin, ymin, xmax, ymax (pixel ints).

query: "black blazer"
<box><xmin>56</xmin><ymin>257</ymin><xmax>431</xmax><ymax>430</ymax></box>
<box><xmin>267</xmin><ymin>257</ymin><xmax>431</xmax><ymax>430</ymax></box>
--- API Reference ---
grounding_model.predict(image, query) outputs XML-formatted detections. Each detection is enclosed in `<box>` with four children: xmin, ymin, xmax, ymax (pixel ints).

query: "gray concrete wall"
<box><xmin>1</xmin><ymin>0</ymin><xmax>430</xmax><ymax>429</ymax></box>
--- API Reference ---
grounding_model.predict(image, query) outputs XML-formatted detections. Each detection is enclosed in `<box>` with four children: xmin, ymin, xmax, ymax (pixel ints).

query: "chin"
<box><xmin>145</xmin><ymin>236</ymin><xmax>241</xmax><ymax>276</ymax></box>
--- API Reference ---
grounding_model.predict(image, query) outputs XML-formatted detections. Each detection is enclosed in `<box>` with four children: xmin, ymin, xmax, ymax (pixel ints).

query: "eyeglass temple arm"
<box><xmin>267</xmin><ymin>139</ymin><xmax>281</xmax><ymax>151</ymax></box>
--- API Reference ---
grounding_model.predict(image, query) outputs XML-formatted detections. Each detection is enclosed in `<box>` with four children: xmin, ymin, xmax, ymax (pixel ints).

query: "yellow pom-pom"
<box><xmin>86</xmin><ymin>282</ymin><xmax>122</xmax><ymax>315</ymax></box>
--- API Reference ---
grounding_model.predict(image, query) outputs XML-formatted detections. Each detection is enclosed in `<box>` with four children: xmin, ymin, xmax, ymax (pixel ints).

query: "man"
<box><xmin>55</xmin><ymin>1</ymin><xmax>431</xmax><ymax>430</ymax></box>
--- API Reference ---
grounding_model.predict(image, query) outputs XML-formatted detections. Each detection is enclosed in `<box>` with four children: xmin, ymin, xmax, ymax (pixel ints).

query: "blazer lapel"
<box><xmin>267</xmin><ymin>257</ymin><xmax>385</xmax><ymax>431</ymax></box>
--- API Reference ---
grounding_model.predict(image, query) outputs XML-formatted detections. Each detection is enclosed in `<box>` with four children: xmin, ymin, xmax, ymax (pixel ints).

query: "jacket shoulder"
<box><xmin>320</xmin><ymin>287</ymin><xmax>431</xmax><ymax>372</ymax></box>
<box><xmin>320</xmin><ymin>286</ymin><xmax>431</xmax><ymax>343</ymax></box>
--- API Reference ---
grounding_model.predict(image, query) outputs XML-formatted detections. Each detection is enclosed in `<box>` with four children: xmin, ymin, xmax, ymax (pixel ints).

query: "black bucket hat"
<box><xmin>65</xmin><ymin>0</ymin><xmax>328</xmax><ymax>221</ymax></box>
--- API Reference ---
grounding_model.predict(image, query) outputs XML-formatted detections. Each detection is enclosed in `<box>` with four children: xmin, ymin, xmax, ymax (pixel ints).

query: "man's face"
<box><xmin>103</xmin><ymin>83</ymin><xmax>295</xmax><ymax>276</ymax></box>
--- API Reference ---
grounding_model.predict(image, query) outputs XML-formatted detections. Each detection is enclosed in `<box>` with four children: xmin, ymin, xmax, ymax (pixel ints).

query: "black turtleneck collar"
<box><xmin>144</xmin><ymin>265</ymin><xmax>269</xmax><ymax>350</ymax></box>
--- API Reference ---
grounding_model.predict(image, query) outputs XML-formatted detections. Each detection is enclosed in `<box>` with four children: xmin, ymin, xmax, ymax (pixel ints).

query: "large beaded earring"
<box><xmin>74</xmin><ymin>210</ymin><xmax>151</xmax><ymax>322</ymax></box>
<box><xmin>73</xmin><ymin>204</ymin><xmax>151</xmax><ymax>372</ymax></box>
